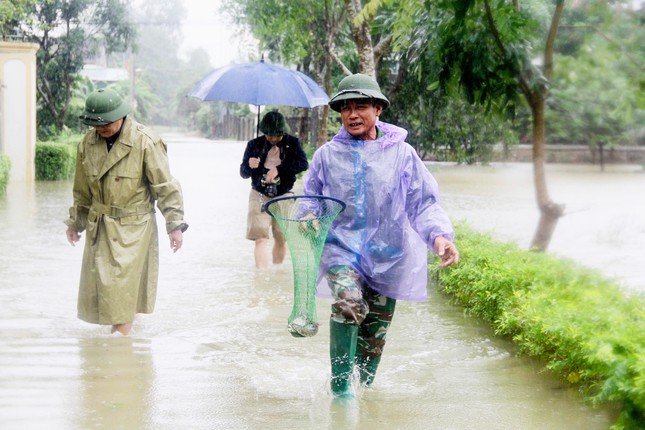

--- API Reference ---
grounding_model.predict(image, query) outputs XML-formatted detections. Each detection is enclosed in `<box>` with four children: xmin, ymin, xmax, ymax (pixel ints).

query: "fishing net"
<box><xmin>263</xmin><ymin>195</ymin><xmax>346</xmax><ymax>338</ymax></box>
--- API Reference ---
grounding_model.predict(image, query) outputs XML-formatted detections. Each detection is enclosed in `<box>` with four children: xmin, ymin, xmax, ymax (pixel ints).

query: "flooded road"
<box><xmin>0</xmin><ymin>135</ymin><xmax>619</xmax><ymax>429</ymax></box>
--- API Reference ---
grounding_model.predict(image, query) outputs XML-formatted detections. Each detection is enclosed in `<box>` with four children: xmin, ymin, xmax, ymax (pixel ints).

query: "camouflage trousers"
<box><xmin>326</xmin><ymin>265</ymin><xmax>397</xmax><ymax>360</ymax></box>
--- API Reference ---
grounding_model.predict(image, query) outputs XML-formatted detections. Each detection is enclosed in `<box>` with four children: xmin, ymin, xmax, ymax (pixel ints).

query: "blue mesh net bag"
<box><xmin>262</xmin><ymin>195</ymin><xmax>346</xmax><ymax>337</ymax></box>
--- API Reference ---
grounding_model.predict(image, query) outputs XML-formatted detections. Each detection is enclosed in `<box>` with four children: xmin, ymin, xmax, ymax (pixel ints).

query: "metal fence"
<box><xmin>207</xmin><ymin>114</ymin><xmax>256</xmax><ymax>141</ymax></box>
<box><xmin>207</xmin><ymin>111</ymin><xmax>326</xmax><ymax>146</ymax></box>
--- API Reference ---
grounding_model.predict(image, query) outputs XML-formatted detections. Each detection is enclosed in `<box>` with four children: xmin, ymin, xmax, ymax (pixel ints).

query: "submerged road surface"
<box><xmin>0</xmin><ymin>135</ymin><xmax>617</xmax><ymax>429</ymax></box>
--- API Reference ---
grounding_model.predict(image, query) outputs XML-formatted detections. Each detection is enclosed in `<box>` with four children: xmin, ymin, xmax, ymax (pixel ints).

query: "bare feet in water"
<box><xmin>111</xmin><ymin>322</ymin><xmax>133</xmax><ymax>336</ymax></box>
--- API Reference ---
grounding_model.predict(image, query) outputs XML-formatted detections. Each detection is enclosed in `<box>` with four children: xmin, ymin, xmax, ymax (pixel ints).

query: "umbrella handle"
<box><xmin>256</xmin><ymin>106</ymin><xmax>260</xmax><ymax>139</ymax></box>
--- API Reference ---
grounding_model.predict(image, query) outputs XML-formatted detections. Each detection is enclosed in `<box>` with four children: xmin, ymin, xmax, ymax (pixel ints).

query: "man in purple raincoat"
<box><xmin>302</xmin><ymin>73</ymin><xmax>459</xmax><ymax>398</ymax></box>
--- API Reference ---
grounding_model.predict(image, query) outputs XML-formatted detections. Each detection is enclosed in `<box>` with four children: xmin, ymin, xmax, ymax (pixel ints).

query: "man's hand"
<box><xmin>248</xmin><ymin>157</ymin><xmax>260</xmax><ymax>169</ymax></box>
<box><xmin>169</xmin><ymin>229</ymin><xmax>184</xmax><ymax>253</ymax></box>
<box><xmin>434</xmin><ymin>236</ymin><xmax>459</xmax><ymax>267</ymax></box>
<box><xmin>299</xmin><ymin>213</ymin><xmax>320</xmax><ymax>235</ymax></box>
<box><xmin>264</xmin><ymin>167</ymin><xmax>278</xmax><ymax>183</ymax></box>
<box><xmin>66</xmin><ymin>227</ymin><xmax>81</xmax><ymax>246</ymax></box>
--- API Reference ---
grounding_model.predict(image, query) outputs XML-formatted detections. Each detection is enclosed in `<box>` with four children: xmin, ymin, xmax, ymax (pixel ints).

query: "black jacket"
<box><xmin>239</xmin><ymin>134</ymin><xmax>309</xmax><ymax>196</ymax></box>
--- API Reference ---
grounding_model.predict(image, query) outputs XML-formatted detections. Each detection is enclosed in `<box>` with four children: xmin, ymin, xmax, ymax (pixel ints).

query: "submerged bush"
<box><xmin>0</xmin><ymin>154</ymin><xmax>10</xmax><ymax>194</ymax></box>
<box><xmin>35</xmin><ymin>142</ymin><xmax>76</xmax><ymax>181</ymax></box>
<box><xmin>431</xmin><ymin>223</ymin><xmax>645</xmax><ymax>430</ymax></box>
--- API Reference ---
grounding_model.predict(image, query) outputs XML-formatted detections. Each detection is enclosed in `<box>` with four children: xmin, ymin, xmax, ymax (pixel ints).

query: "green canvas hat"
<box><xmin>79</xmin><ymin>88</ymin><xmax>131</xmax><ymax>126</ymax></box>
<box><xmin>328</xmin><ymin>73</ymin><xmax>390</xmax><ymax>112</ymax></box>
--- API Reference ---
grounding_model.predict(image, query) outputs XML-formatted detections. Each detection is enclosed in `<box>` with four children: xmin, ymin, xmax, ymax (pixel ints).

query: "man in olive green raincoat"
<box><xmin>65</xmin><ymin>88</ymin><xmax>188</xmax><ymax>336</ymax></box>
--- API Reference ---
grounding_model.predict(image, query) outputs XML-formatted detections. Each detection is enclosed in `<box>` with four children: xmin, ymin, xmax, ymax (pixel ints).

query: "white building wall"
<box><xmin>0</xmin><ymin>42</ymin><xmax>39</xmax><ymax>184</ymax></box>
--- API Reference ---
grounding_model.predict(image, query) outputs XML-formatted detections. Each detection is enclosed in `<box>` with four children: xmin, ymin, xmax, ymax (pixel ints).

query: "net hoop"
<box><xmin>262</xmin><ymin>194</ymin><xmax>346</xmax><ymax>221</ymax></box>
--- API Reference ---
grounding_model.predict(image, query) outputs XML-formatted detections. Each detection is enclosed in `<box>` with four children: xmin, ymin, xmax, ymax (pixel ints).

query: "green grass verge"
<box><xmin>431</xmin><ymin>223</ymin><xmax>645</xmax><ymax>430</ymax></box>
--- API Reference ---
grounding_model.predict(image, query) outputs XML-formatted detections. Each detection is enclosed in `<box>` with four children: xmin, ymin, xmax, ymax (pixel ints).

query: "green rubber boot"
<box><xmin>329</xmin><ymin>320</ymin><xmax>358</xmax><ymax>398</ymax></box>
<box><xmin>356</xmin><ymin>354</ymin><xmax>381</xmax><ymax>386</ymax></box>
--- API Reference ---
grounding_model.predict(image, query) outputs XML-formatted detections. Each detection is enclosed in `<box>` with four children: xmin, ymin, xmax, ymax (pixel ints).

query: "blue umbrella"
<box><xmin>188</xmin><ymin>60</ymin><xmax>329</xmax><ymax>108</ymax></box>
<box><xmin>188</xmin><ymin>61</ymin><xmax>330</xmax><ymax>138</ymax></box>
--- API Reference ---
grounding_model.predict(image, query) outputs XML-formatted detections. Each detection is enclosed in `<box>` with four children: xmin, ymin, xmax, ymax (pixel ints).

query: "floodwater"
<box><xmin>430</xmin><ymin>161</ymin><xmax>645</xmax><ymax>294</ymax></box>
<box><xmin>0</xmin><ymin>134</ymin><xmax>626</xmax><ymax>430</ymax></box>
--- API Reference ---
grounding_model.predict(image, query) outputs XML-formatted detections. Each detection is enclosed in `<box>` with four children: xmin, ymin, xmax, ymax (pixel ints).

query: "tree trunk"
<box><xmin>298</xmin><ymin>108</ymin><xmax>309</xmax><ymax>143</ymax></box>
<box><xmin>528</xmin><ymin>96</ymin><xmax>564</xmax><ymax>251</ymax></box>
<box><xmin>318</xmin><ymin>61</ymin><xmax>332</xmax><ymax>148</ymax></box>
<box><xmin>345</xmin><ymin>0</ymin><xmax>376</xmax><ymax>77</ymax></box>
<box><xmin>317</xmin><ymin>0</ymin><xmax>343</xmax><ymax>148</ymax></box>
<box><xmin>526</xmin><ymin>0</ymin><xmax>566</xmax><ymax>252</ymax></box>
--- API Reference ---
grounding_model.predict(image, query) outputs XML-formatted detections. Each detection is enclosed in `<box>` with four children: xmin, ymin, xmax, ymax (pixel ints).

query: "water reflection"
<box><xmin>0</xmin><ymin>136</ymin><xmax>618</xmax><ymax>429</ymax></box>
<box><xmin>78</xmin><ymin>337</ymin><xmax>153</xmax><ymax>429</ymax></box>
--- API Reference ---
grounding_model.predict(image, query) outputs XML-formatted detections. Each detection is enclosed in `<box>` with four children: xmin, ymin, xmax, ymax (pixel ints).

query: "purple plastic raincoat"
<box><xmin>302</xmin><ymin>121</ymin><xmax>454</xmax><ymax>302</ymax></box>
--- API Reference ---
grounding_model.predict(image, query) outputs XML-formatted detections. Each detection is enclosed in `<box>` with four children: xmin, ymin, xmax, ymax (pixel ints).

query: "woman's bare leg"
<box><xmin>272</xmin><ymin>241</ymin><xmax>286</xmax><ymax>264</ymax></box>
<box><xmin>255</xmin><ymin>238</ymin><xmax>270</xmax><ymax>268</ymax></box>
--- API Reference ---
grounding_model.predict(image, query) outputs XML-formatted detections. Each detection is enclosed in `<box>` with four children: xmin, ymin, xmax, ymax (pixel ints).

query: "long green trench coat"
<box><xmin>65</xmin><ymin>117</ymin><xmax>187</xmax><ymax>325</ymax></box>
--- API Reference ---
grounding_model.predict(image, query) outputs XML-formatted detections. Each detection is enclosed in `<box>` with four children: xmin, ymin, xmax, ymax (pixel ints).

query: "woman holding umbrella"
<box><xmin>240</xmin><ymin>111</ymin><xmax>309</xmax><ymax>269</ymax></box>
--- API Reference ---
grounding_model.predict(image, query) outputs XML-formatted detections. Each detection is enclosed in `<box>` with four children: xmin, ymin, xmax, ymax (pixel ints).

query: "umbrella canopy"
<box><xmin>188</xmin><ymin>61</ymin><xmax>329</xmax><ymax>108</ymax></box>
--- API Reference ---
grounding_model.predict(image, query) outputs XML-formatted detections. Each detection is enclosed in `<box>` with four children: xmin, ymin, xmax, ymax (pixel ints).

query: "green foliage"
<box><xmin>0</xmin><ymin>154</ymin><xmax>10</xmax><ymax>194</ymax></box>
<box><xmin>433</xmin><ymin>0</ymin><xmax>532</xmax><ymax>117</ymax></box>
<box><xmin>194</xmin><ymin>103</ymin><xmax>221</xmax><ymax>137</ymax></box>
<box><xmin>228</xmin><ymin>0</ymin><xmax>324</xmax><ymax>66</ymax></box>
<box><xmin>15</xmin><ymin>0</ymin><xmax>135</xmax><ymax>134</ymax></box>
<box><xmin>131</xmin><ymin>0</ymin><xmax>186</xmax><ymax>126</ymax></box>
<box><xmin>385</xmin><ymin>13</ymin><xmax>519</xmax><ymax>164</ymax></box>
<box><xmin>548</xmin><ymin>54</ymin><xmax>636</xmax><ymax>147</ymax></box>
<box><xmin>386</xmin><ymin>62</ymin><xmax>518</xmax><ymax>163</ymax></box>
<box><xmin>0</xmin><ymin>0</ymin><xmax>37</xmax><ymax>38</ymax></box>
<box><xmin>416</xmin><ymin>0</ymin><xmax>645</xmax><ymax>149</ymax></box>
<box><xmin>48</xmin><ymin>133</ymin><xmax>84</xmax><ymax>147</ymax></box>
<box><xmin>35</xmin><ymin>140</ymin><xmax>77</xmax><ymax>181</ymax></box>
<box><xmin>303</xmin><ymin>140</ymin><xmax>316</xmax><ymax>160</ymax></box>
<box><xmin>227</xmin><ymin>0</ymin><xmax>515</xmax><ymax>161</ymax></box>
<box><xmin>432</xmin><ymin>223</ymin><xmax>645</xmax><ymax>429</ymax></box>
<box><xmin>175</xmin><ymin>49</ymin><xmax>225</xmax><ymax>129</ymax></box>
<box><xmin>37</xmin><ymin>77</ymin><xmax>93</xmax><ymax>141</ymax></box>
<box><xmin>108</xmin><ymin>80</ymin><xmax>160</xmax><ymax>126</ymax></box>
<box><xmin>547</xmin><ymin>4</ymin><xmax>645</xmax><ymax>146</ymax></box>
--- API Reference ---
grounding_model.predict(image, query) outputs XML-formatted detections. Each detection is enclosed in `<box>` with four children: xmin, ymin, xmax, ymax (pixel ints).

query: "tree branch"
<box><xmin>373</xmin><ymin>33</ymin><xmax>392</xmax><ymax>63</ymax></box>
<box><xmin>330</xmin><ymin>50</ymin><xmax>353</xmax><ymax>76</ymax></box>
<box><xmin>543</xmin><ymin>0</ymin><xmax>565</xmax><ymax>81</ymax></box>
<box><xmin>483</xmin><ymin>0</ymin><xmax>508</xmax><ymax>61</ymax></box>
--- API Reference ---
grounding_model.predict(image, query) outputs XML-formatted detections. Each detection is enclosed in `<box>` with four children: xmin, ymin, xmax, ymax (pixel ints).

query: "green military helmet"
<box><xmin>79</xmin><ymin>88</ymin><xmax>131</xmax><ymax>126</ymax></box>
<box><xmin>260</xmin><ymin>110</ymin><xmax>290</xmax><ymax>136</ymax></box>
<box><xmin>328</xmin><ymin>73</ymin><xmax>390</xmax><ymax>113</ymax></box>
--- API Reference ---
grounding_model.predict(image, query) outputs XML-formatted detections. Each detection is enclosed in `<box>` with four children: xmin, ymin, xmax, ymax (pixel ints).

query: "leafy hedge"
<box><xmin>35</xmin><ymin>141</ymin><xmax>76</xmax><ymax>180</ymax></box>
<box><xmin>431</xmin><ymin>223</ymin><xmax>645</xmax><ymax>430</ymax></box>
<box><xmin>0</xmin><ymin>154</ymin><xmax>10</xmax><ymax>194</ymax></box>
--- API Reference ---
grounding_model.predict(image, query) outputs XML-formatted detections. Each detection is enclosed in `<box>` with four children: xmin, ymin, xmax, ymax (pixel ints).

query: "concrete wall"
<box><xmin>493</xmin><ymin>144</ymin><xmax>645</xmax><ymax>165</ymax></box>
<box><xmin>0</xmin><ymin>42</ymin><xmax>39</xmax><ymax>183</ymax></box>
